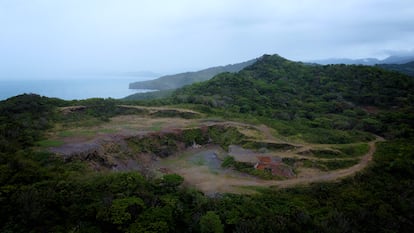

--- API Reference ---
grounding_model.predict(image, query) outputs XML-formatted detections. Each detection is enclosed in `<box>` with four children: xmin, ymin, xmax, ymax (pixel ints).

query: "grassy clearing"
<box><xmin>57</xmin><ymin>128</ymin><xmax>117</xmax><ymax>139</ymax></box>
<box><xmin>68</xmin><ymin>130</ymin><xmax>95</xmax><ymax>137</ymax></box>
<box><xmin>150</xmin><ymin>122</ymin><xmax>164</xmax><ymax>131</ymax></box>
<box><xmin>320</xmin><ymin>159</ymin><xmax>360</xmax><ymax>170</ymax></box>
<box><xmin>62</xmin><ymin>117</ymin><xmax>104</xmax><ymax>128</ymax></box>
<box><xmin>302</xmin><ymin>158</ymin><xmax>359</xmax><ymax>171</ymax></box>
<box><xmin>98</xmin><ymin>128</ymin><xmax>117</xmax><ymax>134</ymax></box>
<box><xmin>334</xmin><ymin>143</ymin><xmax>370</xmax><ymax>157</ymax></box>
<box><xmin>58</xmin><ymin>130</ymin><xmax>76</xmax><ymax>137</ymax></box>
<box><xmin>309</xmin><ymin>149</ymin><xmax>342</xmax><ymax>158</ymax></box>
<box><xmin>301</xmin><ymin>143</ymin><xmax>370</xmax><ymax>159</ymax></box>
<box><xmin>236</xmin><ymin>185</ymin><xmax>270</xmax><ymax>194</ymax></box>
<box><xmin>238</xmin><ymin>127</ymin><xmax>264</xmax><ymax>140</ymax></box>
<box><xmin>37</xmin><ymin>139</ymin><xmax>64</xmax><ymax>148</ymax></box>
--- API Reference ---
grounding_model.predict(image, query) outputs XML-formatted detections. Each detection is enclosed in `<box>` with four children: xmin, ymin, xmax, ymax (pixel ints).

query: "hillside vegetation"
<box><xmin>378</xmin><ymin>61</ymin><xmax>414</xmax><ymax>76</ymax></box>
<box><xmin>1</xmin><ymin>53</ymin><xmax>414</xmax><ymax>232</ymax></box>
<box><xmin>172</xmin><ymin>54</ymin><xmax>414</xmax><ymax>142</ymax></box>
<box><xmin>126</xmin><ymin>59</ymin><xmax>256</xmax><ymax>100</ymax></box>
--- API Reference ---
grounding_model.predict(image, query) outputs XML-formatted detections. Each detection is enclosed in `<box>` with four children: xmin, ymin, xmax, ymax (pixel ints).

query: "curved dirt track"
<box><xmin>171</xmin><ymin>136</ymin><xmax>385</xmax><ymax>194</ymax></box>
<box><xmin>271</xmin><ymin>136</ymin><xmax>384</xmax><ymax>188</ymax></box>
<box><xmin>234</xmin><ymin>124</ymin><xmax>385</xmax><ymax>188</ymax></box>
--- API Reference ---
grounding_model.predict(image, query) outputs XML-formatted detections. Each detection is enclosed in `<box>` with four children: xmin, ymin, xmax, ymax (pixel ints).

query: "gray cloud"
<box><xmin>0</xmin><ymin>0</ymin><xmax>413</xmax><ymax>79</ymax></box>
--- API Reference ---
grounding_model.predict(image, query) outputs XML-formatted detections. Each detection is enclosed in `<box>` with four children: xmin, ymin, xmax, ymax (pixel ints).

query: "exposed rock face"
<box><xmin>50</xmin><ymin>135</ymin><xmax>132</xmax><ymax>169</ymax></box>
<box><xmin>50</xmin><ymin>125</ymin><xmax>244</xmax><ymax>171</ymax></box>
<box><xmin>254</xmin><ymin>156</ymin><xmax>295</xmax><ymax>178</ymax></box>
<box><xmin>269</xmin><ymin>164</ymin><xmax>296</xmax><ymax>178</ymax></box>
<box><xmin>50</xmin><ymin>141</ymin><xmax>102</xmax><ymax>161</ymax></box>
<box><xmin>59</xmin><ymin>106</ymin><xmax>87</xmax><ymax>115</ymax></box>
<box><xmin>50</xmin><ymin>123</ymin><xmax>297</xmax><ymax>178</ymax></box>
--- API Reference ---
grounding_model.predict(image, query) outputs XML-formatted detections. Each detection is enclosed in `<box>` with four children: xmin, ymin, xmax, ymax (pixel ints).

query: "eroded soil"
<box><xmin>46</xmin><ymin>106</ymin><xmax>383</xmax><ymax>194</ymax></box>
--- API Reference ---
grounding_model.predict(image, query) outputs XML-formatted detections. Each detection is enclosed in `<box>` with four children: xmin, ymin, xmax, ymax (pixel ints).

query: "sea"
<box><xmin>0</xmin><ymin>76</ymin><xmax>155</xmax><ymax>101</ymax></box>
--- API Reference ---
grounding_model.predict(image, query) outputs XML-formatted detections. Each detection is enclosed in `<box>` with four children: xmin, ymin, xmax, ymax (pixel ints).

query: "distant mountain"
<box><xmin>310</xmin><ymin>58</ymin><xmax>380</xmax><ymax>65</ymax></box>
<box><xmin>129</xmin><ymin>59</ymin><xmax>257</xmax><ymax>91</ymax></box>
<box><xmin>377</xmin><ymin>61</ymin><xmax>414</xmax><ymax>76</ymax></box>
<box><xmin>124</xmin><ymin>89</ymin><xmax>174</xmax><ymax>100</ymax></box>
<box><xmin>380</xmin><ymin>55</ymin><xmax>414</xmax><ymax>64</ymax></box>
<box><xmin>310</xmin><ymin>55</ymin><xmax>414</xmax><ymax>65</ymax></box>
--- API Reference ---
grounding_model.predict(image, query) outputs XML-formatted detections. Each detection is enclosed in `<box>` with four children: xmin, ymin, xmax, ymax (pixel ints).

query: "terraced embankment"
<box><xmin>45</xmin><ymin>105</ymin><xmax>382</xmax><ymax>194</ymax></box>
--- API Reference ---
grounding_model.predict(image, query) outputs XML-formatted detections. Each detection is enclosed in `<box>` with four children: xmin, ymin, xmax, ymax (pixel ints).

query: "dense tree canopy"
<box><xmin>172</xmin><ymin>55</ymin><xmax>414</xmax><ymax>141</ymax></box>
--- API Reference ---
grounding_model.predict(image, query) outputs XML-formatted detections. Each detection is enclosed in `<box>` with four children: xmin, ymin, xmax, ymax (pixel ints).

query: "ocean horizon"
<box><xmin>0</xmin><ymin>76</ymin><xmax>155</xmax><ymax>101</ymax></box>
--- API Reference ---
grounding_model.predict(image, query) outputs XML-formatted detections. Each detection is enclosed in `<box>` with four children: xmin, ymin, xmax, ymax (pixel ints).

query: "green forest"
<box><xmin>1</xmin><ymin>55</ymin><xmax>414</xmax><ymax>232</ymax></box>
<box><xmin>128</xmin><ymin>59</ymin><xmax>256</xmax><ymax>91</ymax></box>
<box><xmin>378</xmin><ymin>61</ymin><xmax>414</xmax><ymax>77</ymax></box>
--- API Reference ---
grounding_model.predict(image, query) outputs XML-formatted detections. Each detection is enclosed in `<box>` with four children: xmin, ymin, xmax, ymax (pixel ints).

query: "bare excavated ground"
<box><xmin>158</xmin><ymin>140</ymin><xmax>383</xmax><ymax>194</ymax></box>
<box><xmin>45</xmin><ymin>106</ymin><xmax>383</xmax><ymax>194</ymax></box>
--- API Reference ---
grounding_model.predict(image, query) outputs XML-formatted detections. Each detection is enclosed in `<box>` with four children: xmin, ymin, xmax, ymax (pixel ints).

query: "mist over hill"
<box><xmin>310</xmin><ymin>54</ymin><xmax>414</xmax><ymax>65</ymax></box>
<box><xmin>377</xmin><ymin>61</ymin><xmax>414</xmax><ymax>76</ymax></box>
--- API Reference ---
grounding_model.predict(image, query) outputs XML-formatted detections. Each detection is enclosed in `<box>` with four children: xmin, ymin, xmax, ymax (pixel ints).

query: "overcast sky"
<box><xmin>1</xmin><ymin>0</ymin><xmax>413</xmax><ymax>79</ymax></box>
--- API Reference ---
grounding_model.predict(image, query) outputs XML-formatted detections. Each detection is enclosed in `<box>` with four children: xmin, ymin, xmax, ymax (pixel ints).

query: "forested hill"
<box><xmin>173</xmin><ymin>54</ymin><xmax>414</xmax><ymax>140</ymax></box>
<box><xmin>174</xmin><ymin>54</ymin><xmax>414</xmax><ymax>110</ymax></box>
<box><xmin>378</xmin><ymin>61</ymin><xmax>414</xmax><ymax>77</ymax></box>
<box><xmin>129</xmin><ymin>59</ymin><xmax>256</xmax><ymax>91</ymax></box>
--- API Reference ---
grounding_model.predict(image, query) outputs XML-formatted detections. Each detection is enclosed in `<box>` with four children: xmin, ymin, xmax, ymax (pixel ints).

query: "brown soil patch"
<box><xmin>47</xmin><ymin>107</ymin><xmax>384</xmax><ymax>194</ymax></box>
<box><xmin>118</xmin><ymin>105</ymin><xmax>202</xmax><ymax>115</ymax></box>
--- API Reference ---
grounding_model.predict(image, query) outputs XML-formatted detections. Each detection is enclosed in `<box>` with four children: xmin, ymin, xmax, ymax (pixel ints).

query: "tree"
<box><xmin>159</xmin><ymin>174</ymin><xmax>184</xmax><ymax>192</ymax></box>
<box><xmin>110</xmin><ymin>197</ymin><xmax>145</xmax><ymax>226</ymax></box>
<box><xmin>200</xmin><ymin>211</ymin><xmax>224</xmax><ymax>233</ymax></box>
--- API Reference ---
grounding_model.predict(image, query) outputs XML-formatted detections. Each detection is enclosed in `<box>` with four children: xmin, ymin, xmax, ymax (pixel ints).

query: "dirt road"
<box><xmin>272</xmin><ymin>136</ymin><xmax>384</xmax><ymax>188</ymax></box>
<box><xmin>165</xmin><ymin>136</ymin><xmax>384</xmax><ymax>194</ymax></box>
